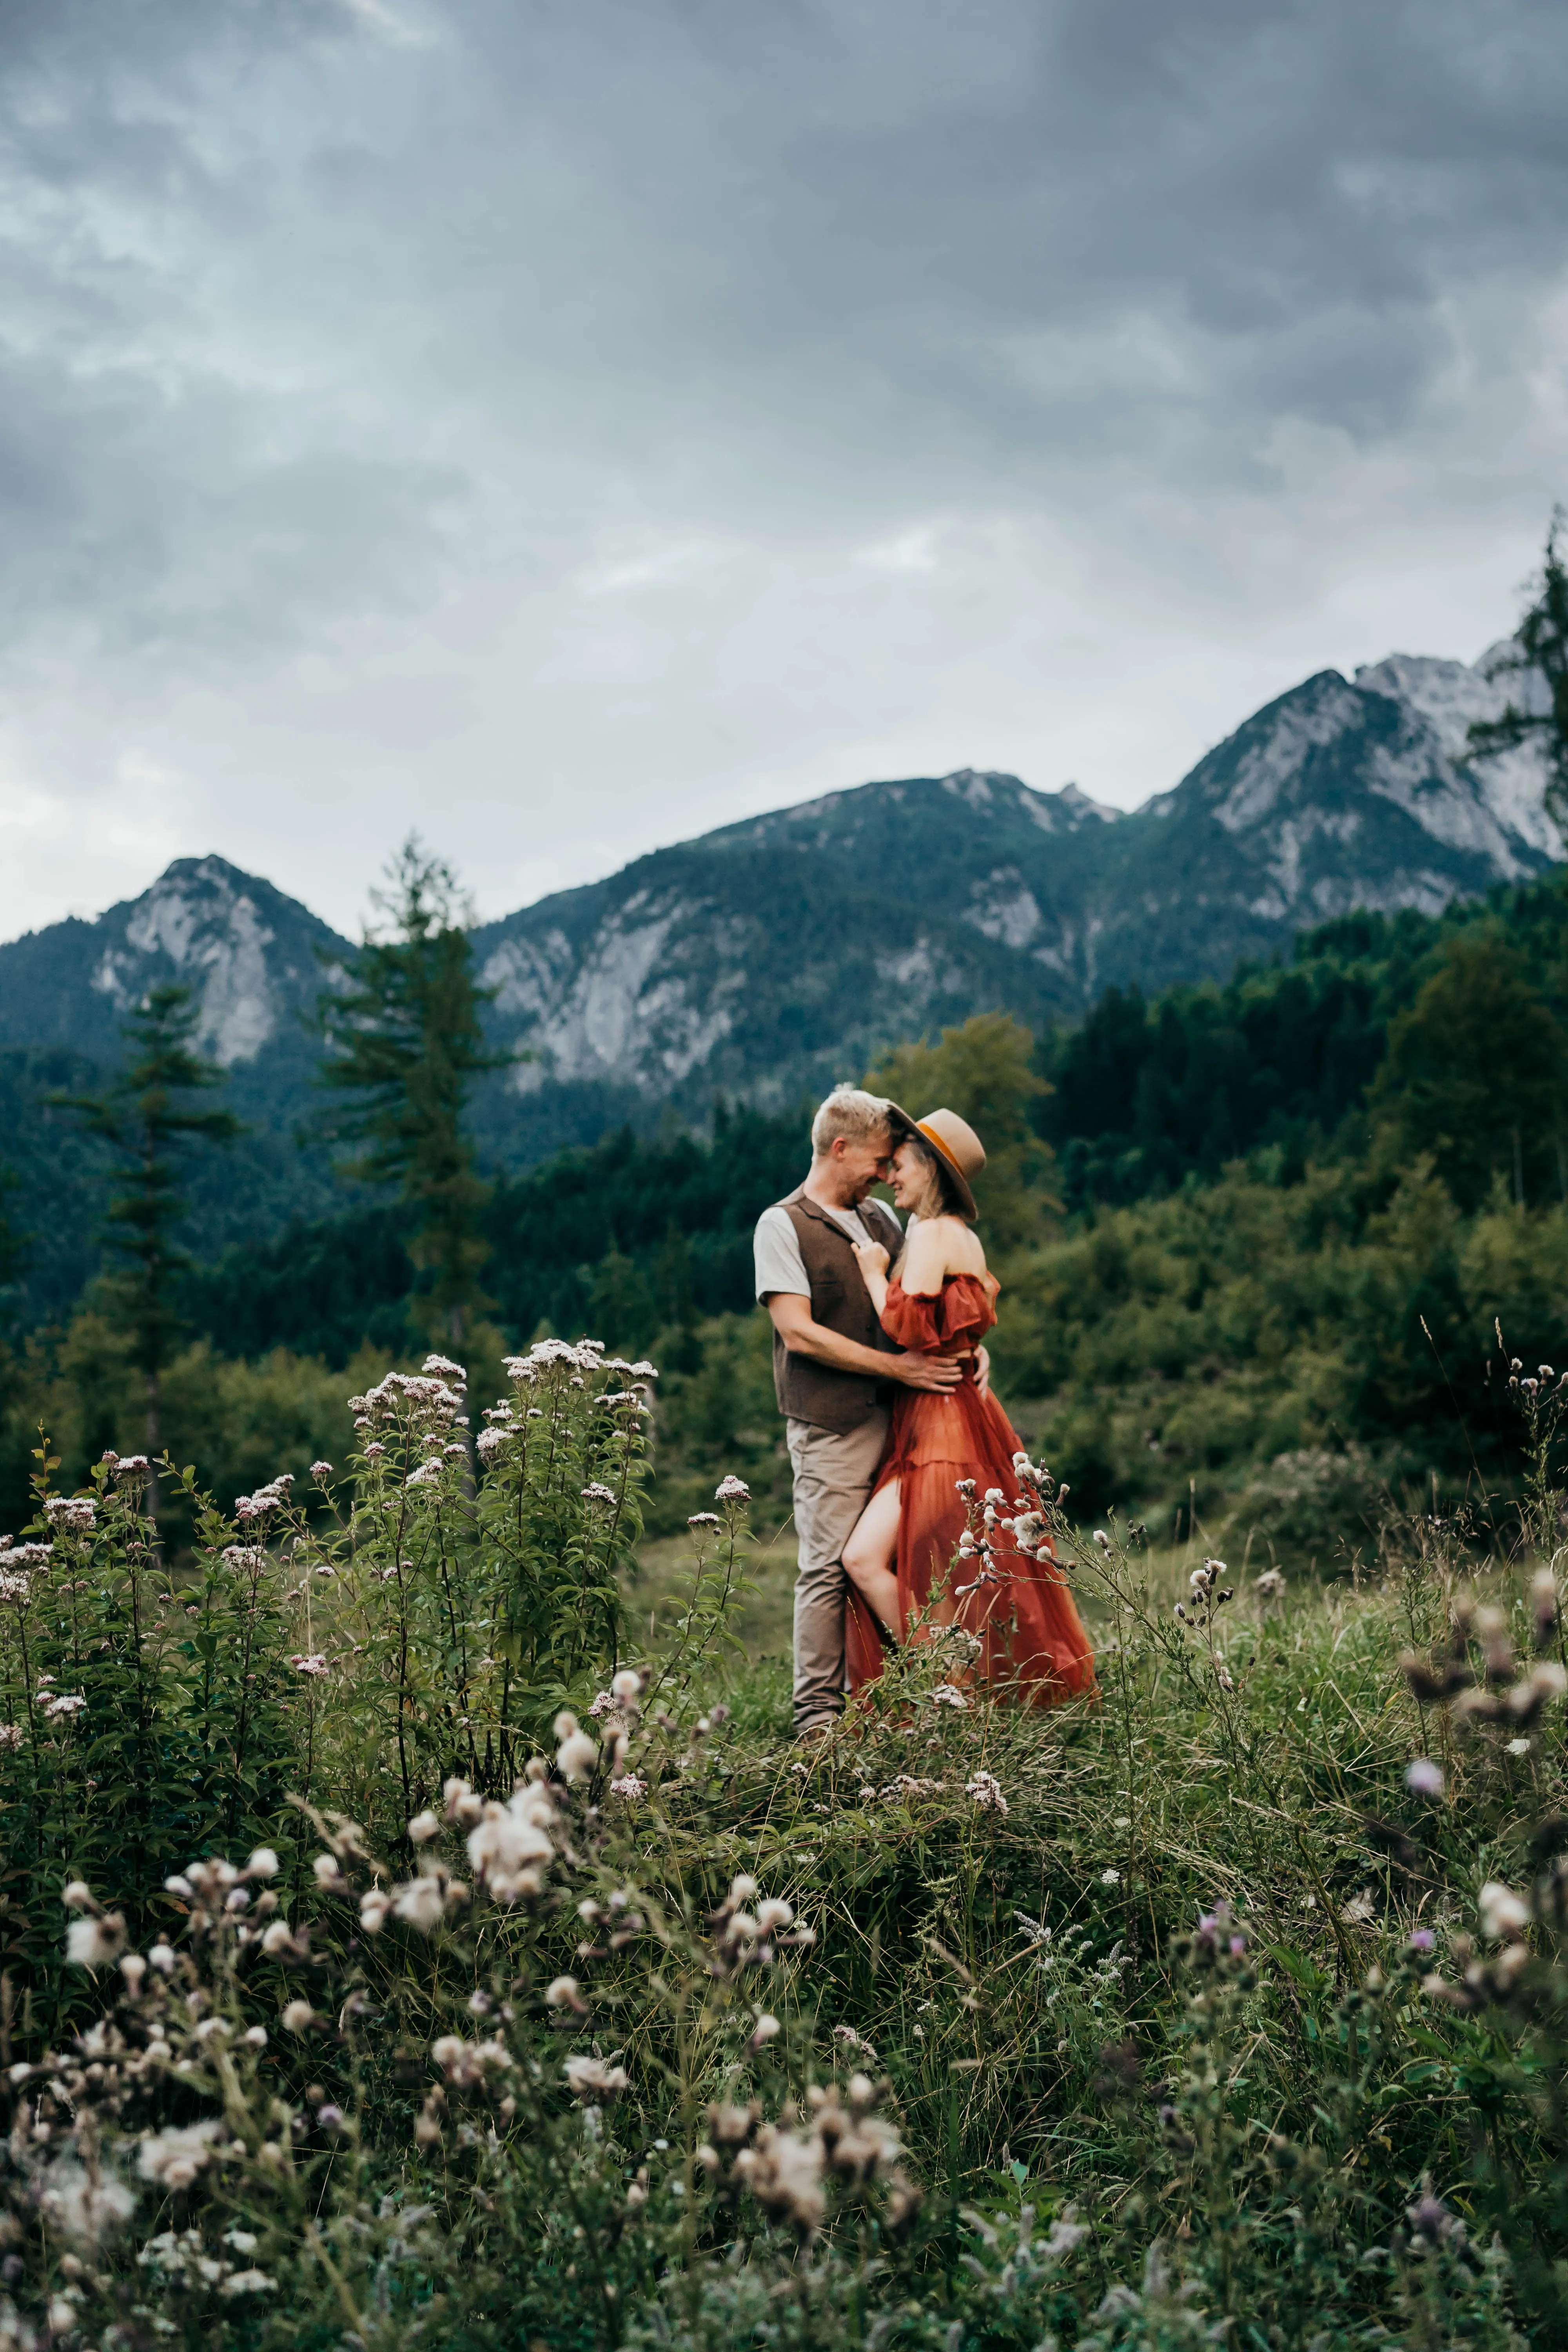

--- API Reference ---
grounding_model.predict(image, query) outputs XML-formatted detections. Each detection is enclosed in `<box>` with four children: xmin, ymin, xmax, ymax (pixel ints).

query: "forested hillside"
<box><xmin>5</xmin><ymin>857</ymin><xmax>1568</xmax><ymax>1553</ymax></box>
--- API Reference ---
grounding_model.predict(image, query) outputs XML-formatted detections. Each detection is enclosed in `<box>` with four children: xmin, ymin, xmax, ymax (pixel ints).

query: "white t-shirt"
<box><xmin>753</xmin><ymin>1198</ymin><xmax>901</xmax><ymax>1301</ymax></box>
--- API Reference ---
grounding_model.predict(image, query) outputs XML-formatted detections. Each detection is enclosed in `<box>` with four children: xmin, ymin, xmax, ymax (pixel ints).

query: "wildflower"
<box><xmin>45</xmin><ymin>1693</ymin><xmax>86</xmax><ymax>1719</ymax></box>
<box><xmin>290</xmin><ymin>1654</ymin><xmax>330</xmax><ymax>1678</ymax></box>
<box><xmin>310</xmin><ymin>1461</ymin><xmax>333</xmax><ymax>1478</ymax></box>
<box><xmin>563</xmin><ymin>2054</ymin><xmax>630</xmax><ymax>2101</ymax></box>
<box><xmin>1093</xmin><ymin>1529</ymin><xmax>1111</xmax><ymax>1551</ymax></box>
<box><xmin>247</xmin><ymin>1847</ymin><xmax>279</xmax><ymax>1878</ymax></box>
<box><xmin>149</xmin><ymin>1942</ymin><xmax>176</xmax><ymax>1975</ymax></box>
<box><xmin>545</xmin><ymin>1975</ymin><xmax>588</xmax><ymax>2015</ymax></box>
<box><xmin>715</xmin><ymin>1475</ymin><xmax>751</xmax><ymax>1503</ymax></box>
<box><xmin>1478</xmin><ymin>1881</ymin><xmax>1531</xmax><ymax>1940</ymax></box>
<box><xmin>610</xmin><ymin>1774</ymin><xmax>647</xmax><ymax>1801</ymax></box>
<box><xmin>750</xmin><ymin>2013</ymin><xmax>782</xmax><ymax>2048</ymax></box>
<box><xmin>1255</xmin><ymin>1568</ymin><xmax>1286</xmax><ymax>1598</ymax></box>
<box><xmin>737</xmin><ymin>2123</ymin><xmax>827</xmax><ymax>2237</ymax></box>
<box><xmin>407</xmin><ymin>1810</ymin><xmax>441</xmax><ymax>1844</ymax></box>
<box><xmin>581</xmin><ymin>1482</ymin><xmax>619</xmax><ymax>1505</ymax></box>
<box><xmin>1405</xmin><ymin>1759</ymin><xmax>1445</xmax><ymax>1797</ymax></box>
<box><xmin>688</xmin><ymin>1512</ymin><xmax>722</xmax><ymax>1528</ymax></box>
<box><xmin>220</xmin><ymin>2270</ymin><xmax>278</xmax><ymax>2297</ymax></box>
<box><xmin>313</xmin><ymin>1853</ymin><xmax>347</xmax><ymax>1888</ymax></box>
<box><xmin>422</xmin><ymin>1353</ymin><xmax>466</xmax><ymax>1380</ymax></box>
<box><xmin>405</xmin><ymin>1461</ymin><xmax>441</xmax><ymax>1488</ymax></box>
<box><xmin>66</xmin><ymin>1913</ymin><xmax>125</xmax><ymax>1970</ymax></box>
<box><xmin>392</xmin><ymin>1875</ymin><xmax>450</xmax><ymax>1933</ymax></box>
<box><xmin>139</xmin><ymin>2120</ymin><xmax>222</xmax><ymax>2191</ymax></box>
<box><xmin>631</xmin><ymin>1360</ymin><xmax>658</xmax><ymax>1377</ymax></box>
<box><xmin>1506</xmin><ymin>1735</ymin><xmax>1532</xmax><ymax>1756</ymax></box>
<box><xmin>281</xmin><ymin>2000</ymin><xmax>316</xmax><ymax>2033</ymax></box>
<box><xmin>1408</xmin><ymin>1927</ymin><xmax>1436</xmax><ymax>1952</ymax></box>
<box><xmin>555</xmin><ymin>1714</ymin><xmax>598</xmax><ymax>1781</ymax></box>
<box><xmin>44</xmin><ymin>1495</ymin><xmax>96</xmax><ymax>1532</ymax></box>
<box><xmin>359</xmin><ymin>1890</ymin><xmax>390</xmax><ymax>1934</ymax></box>
<box><xmin>1044</xmin><ymin>2210</ymin><xmax>1090</xmax><ymax>2256</ymax></box>
<box><xmin>113</xmin><ymin>1455</ymin><xmax>150</xmax><ymax>1476</ymax></box>
<box><xmin>40</xmin><ymin>2165</ymin><xmax>136</xmax><ymax>2245</ymax></box>
<box><xmin>444</xmin><ymin>1775</ymin><xmax>485</xmax><ymax>1826</ymax></box>
<box><xmin>467</xmin><ymin>1789</ymin><xmax>554</xmax><ymax>1900</ymax></box>
<box><xmin>1100</xmin><ymin>1867</ymin><xmax>1121</xmax><ymax>1886</ymax></box>
<box><xmin>1407</xmin><ymin>2193</ymin><xmax>1461</xmax><ymax>2245</ymax></box>
<box><xmin>930</xmin><ymin>1684</ymin><xmax>968</xmax><ymax>1710</ymax></box>
<box><xmin>965</xmin><ymin>1771</ymin><xmax>1008</xmax><ymax>1814</ymax></box>
<box><xmin>1530</xmin><ymin>1566</ymin><xmax>1559</xmax><ymax>1645</ymax></box>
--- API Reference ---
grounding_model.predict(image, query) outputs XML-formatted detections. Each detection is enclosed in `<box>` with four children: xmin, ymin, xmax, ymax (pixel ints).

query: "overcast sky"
<box><xmin>2</xmin><ymin>0</ymin><xmax>1566</xmax><ymax>942</ymax></box>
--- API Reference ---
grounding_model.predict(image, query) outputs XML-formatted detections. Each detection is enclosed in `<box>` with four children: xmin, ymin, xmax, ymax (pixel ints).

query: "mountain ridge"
<box><xmin>0</xmin><ymin>642</ymin><xmax>1557</xmax><ymax>1210</ymax></box>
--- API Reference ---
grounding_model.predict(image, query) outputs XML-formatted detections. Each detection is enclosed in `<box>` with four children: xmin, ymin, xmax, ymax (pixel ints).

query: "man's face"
<box><xmin>833</xmin><ymin>1127</ymin><xmax>894</xmax><ymax>1203</ymax></box>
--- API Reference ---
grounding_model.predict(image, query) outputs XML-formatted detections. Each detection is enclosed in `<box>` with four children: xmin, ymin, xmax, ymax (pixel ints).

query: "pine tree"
<box><xmin>1466</xmin><ymin>506</ymin><xmax>1568</xmax><ymax>827</ymax></box>
<box><xmin>56</xmin><ymin>985</ymin><xmax>242</xmax><ymax>1511</ymax></box>
<box><xmin>318</xmin><ymin>838</ymin><xmax>509</xmax><ymax>1354</ymax></box>
<box><xmin>0</xmin><ymin>1166</ymin><xmax>29</xmax><ymax>1329</ymax></box>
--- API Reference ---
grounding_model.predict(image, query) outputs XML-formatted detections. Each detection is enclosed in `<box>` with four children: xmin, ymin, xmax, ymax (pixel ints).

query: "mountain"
<box><xmin>0</xmin><ymin>859</ymin><xmax>356</xmax><ymax>1318</ymax></box>
<box><xmin>0</xmin><ymin>855</ymin><xmax>353</xmax><ymax>1114</ymax></box>
<box><xmin>0</xmin><ymin>642</ymin><xmax>1558</xmax><ymax>1289</ymax></box>
<box><xmin>467</xmin><ymin>642</ymin><xmax>1560</xmax><ymax>1138</ymax></box>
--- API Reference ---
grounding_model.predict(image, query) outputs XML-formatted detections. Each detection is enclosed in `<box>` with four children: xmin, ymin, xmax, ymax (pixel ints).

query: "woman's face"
<box><xmin>889</xmin><ymin>1138</ymin><xmax>930</xmax><ymax>1209</ymax></box>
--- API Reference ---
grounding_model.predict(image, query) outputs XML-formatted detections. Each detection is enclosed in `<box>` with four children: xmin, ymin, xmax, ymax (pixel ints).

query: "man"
<box><xmin>755</xmin><ymin>1084</ymin><xmax>963</xmax><ymax>1739</ymax></box>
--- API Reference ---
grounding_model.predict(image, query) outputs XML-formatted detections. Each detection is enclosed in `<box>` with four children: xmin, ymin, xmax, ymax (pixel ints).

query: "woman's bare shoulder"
<box><xmin>906</xmin><ymin>1215</ymin><xmax>986</xmax><ymax>1280</ymax></box>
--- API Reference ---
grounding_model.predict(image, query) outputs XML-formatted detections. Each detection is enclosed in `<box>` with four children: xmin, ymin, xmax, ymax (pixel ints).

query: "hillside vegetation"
<box><xmin>3</xmin><ymin>868</ymin><xmax>1568</xmax><ymax>1557</ymax></box>
<box><xmin>0</xmin><ymin>1332</ymin><xmax>1564</xmax><ymax>2346</ymax></box>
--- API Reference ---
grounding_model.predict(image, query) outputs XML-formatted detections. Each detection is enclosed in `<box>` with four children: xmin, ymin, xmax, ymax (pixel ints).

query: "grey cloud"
<box><xmin>0</xmin><ymin>0</ymin><xmax>1565</xmax><ymax>939</ymax></box>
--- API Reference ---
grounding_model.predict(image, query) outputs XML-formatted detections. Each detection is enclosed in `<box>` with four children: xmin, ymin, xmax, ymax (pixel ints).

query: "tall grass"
<box><xmin>0</xmin><ymin>1338</ymin><xmax>1562</xmax><ymax>2348</ymax></box>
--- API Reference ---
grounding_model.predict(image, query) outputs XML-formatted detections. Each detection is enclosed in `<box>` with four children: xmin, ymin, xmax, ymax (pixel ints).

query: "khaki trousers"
<box><xmin>786</xmin><ymin>1409</ymin><xmax>890</xmax><ymax>1733</ymax></box>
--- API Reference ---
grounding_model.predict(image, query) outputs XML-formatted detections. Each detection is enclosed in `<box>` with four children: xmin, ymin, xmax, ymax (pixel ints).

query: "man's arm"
<box><xmin>765</xmin><ymin>1294</ymin><xmax>962</xmax><ymax>1392</ymax></box>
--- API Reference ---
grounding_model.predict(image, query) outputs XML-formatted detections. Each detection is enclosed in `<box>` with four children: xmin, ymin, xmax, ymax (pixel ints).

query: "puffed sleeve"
<box><xmin>879</xmin><ymin>1280</ymin><xmax>945</xmax><ymax>1351</ymax></box>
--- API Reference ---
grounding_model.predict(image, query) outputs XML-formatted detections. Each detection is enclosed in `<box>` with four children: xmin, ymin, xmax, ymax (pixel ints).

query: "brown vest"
<box><xmin>770</xmin><ymin>1188</ymin><xmax>905</xmax><ymax>1434</ymax></box>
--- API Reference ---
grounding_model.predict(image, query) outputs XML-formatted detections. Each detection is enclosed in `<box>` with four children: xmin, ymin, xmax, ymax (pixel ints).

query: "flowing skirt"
<box><xmin>845</xmin><ymin>1376</ymin><xmax>1097</xmax><ymax>1703</ymax></box>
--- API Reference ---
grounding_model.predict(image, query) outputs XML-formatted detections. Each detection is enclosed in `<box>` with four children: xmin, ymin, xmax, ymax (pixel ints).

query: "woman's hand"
<box><xmin>851</xmin><ymin>1241</ymin><xmax>890</xmax><ymax>1283</ymax></box>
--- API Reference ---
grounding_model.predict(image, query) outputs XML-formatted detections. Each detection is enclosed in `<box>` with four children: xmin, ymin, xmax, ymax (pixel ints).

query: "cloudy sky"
<box><xmin>2</xmin><ymin>0</ymin><xmax>1566</xmax><ymax>941</ymax></box>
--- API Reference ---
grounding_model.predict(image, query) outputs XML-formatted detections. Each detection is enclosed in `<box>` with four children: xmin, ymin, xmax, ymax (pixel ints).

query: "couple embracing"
<box><xmin>754</xmin><ymin>1084</ymin><xmax>1096</xmax><ymax>1742</ymax></box>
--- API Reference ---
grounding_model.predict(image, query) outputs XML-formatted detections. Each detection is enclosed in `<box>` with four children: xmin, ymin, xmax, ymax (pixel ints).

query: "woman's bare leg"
<box><xmin>842</xmin><ymin>1479</ymin><xmax>903</xmax><ymax>1638</ymax></box>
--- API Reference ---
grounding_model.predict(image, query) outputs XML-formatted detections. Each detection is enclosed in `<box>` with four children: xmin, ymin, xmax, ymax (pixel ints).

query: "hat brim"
<box><xmin>881</xmin><ymin>1099</ymin><xmax>978</xmax><ymax>1221</ymax></box>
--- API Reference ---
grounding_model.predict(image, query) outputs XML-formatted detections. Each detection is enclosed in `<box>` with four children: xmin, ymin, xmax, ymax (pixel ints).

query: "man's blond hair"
<box><xmin>810</xmin><ymin>1084</ymin><xmax>893</xmax><ymax>1157</ymax></box>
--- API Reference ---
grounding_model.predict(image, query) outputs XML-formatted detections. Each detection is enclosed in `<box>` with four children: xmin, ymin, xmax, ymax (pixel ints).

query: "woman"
<box><xmin>840</xmin><ymin>1106</ymin><xmax>1096</xmax><ymax>1704</ymax></box>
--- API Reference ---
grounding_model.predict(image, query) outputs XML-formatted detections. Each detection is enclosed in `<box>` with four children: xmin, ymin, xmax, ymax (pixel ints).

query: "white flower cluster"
<box><xmin>44</xmin><ymin>1495</ymin><xmax>96</xmax><ymax>1534</ymax></box>
<box><xmin>697</xmin><ymin>2073</ymin><xmax>917</xmax><ymax>2240</ymax></box>
<box><xmin>350</xmin><ymin>1368</ymin><xmax>467</xmax><ymax>1436</ymax></box>
<box><xmin>234</xmin><ymin>1473</ymin><xmax>294</xmax><ymax>1523</ymax></box>
<box><xmin>100</xmin><ymin>1452</ymin><xmax>151</xmax><ymax>1477</ymax></box>
<box><xmin>965</xmin><ymin>1771</ymin><xmax>1009</xmax><ymax>1815</ymax></box>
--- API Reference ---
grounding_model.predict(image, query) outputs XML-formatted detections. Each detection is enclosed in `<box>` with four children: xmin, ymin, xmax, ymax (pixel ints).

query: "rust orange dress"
<box><xmin>845</xmin><ymin>1274</ymin><xmax>1096</xmax><ymax>1704</ymax></box>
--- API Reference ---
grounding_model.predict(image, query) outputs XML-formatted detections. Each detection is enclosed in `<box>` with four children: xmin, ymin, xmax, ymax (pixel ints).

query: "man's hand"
<box><xmin>890</xmin><ymin>1350</ymin><xmax>963</xmax><ymax>1392</ymax></box>
<box><xmin>974</xmin><ymin>1344</ymin><xmax>991</xmax><ymax>1397</ymax></box>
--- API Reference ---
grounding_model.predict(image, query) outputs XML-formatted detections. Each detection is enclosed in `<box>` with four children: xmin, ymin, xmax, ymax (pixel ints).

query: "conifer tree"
<box><xmin>0</xmin><ymin>1166</ymin><xmax>28</xmax><ymax>1329</ymax></box>
<box><xmin>1466</xmin><ymin>506</ymin><xmax>1568</xmax><ymax>827</ymax></box>
<box><xmin>318</xmin><ymin>838</ymin><xmax>508</xmax><ymax>1353</ymax></box>
<box><xmin>57</xmin><ymin>985</ymin><xmax>242</xmax><ymax>1511</ymax></box>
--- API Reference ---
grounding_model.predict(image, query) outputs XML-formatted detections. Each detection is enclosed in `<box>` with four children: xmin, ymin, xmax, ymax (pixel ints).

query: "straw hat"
<box><xmin>884</xmin><ymin>1102</ymin><xmax>985</xmax><ymax>1220</ymax></box>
